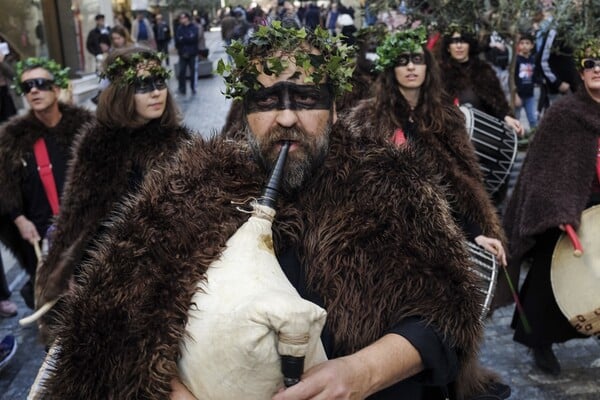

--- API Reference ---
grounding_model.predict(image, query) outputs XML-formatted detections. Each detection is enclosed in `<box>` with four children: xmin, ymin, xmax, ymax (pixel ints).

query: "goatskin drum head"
<box><xmin>551</xmin><ymin>205</ymin><xmax>600</xmax><ymax>336</ymax></box>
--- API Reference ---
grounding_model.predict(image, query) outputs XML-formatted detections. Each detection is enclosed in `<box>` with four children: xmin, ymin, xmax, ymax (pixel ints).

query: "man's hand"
<box><xmin>474</xmin><ymin>235</ymin><xmax>507</xmax><ymax>266</ymax></box>
<box><xmin>272</xmin><ymin>334</ymin><xmax>423</xmax><ymax>400</ymax></box>
<box><xmin>272</xmin><ymin>357</ymin><xmax>368</xmax><ymax>400</ymax></box>
<box><xmin>14</xmin><ymin>215</ymin><xmax>40</xmax><ymax>245</ymax></box>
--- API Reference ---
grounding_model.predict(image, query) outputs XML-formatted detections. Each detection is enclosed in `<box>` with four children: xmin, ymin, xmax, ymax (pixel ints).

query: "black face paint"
<box><xmin>244</xmin><ymin>81</ymin><xmax>333</xmax><ymax>113</ymax></box>
<box><xmin>134</xmin><ymin>75</ymin><xmax>168</xmax><ymax>94</ymax></box>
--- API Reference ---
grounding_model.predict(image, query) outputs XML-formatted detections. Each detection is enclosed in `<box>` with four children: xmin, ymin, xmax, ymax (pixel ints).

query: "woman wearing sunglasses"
<box><xmin>34</xmin><ymin>47</ymin><xmax>192</xmax><ymax>349</ymax></box>
<box><xmin>502</xmin><ymin>37</ymin><xmax>600</xmax><ymax>376</ymax></box>
<box><xmin>341</xmin><ymin>27</ymin><xmax>510</xmax><ymax>400</ymax></box>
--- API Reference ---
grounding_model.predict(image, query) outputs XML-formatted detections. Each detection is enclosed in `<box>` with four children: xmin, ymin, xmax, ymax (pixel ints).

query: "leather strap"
<box><xmin>33</xmin><ymin>138</ymin><xmax>60</xmax><ymax>215</ymax></box>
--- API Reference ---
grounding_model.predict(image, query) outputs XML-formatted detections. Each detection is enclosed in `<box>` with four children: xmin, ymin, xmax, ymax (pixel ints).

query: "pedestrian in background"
<box><xmin>131</xmin><ymin>11</ymin><xmax>156</xmax><ymax>49</ymax></box>
<box><xmin>153</xmin><ymin>13</ymin><xmax>171</xmax><ymax>65</ymax></box>
<box><xmin>0</xmin><ymin>58</ymin><xmax>93</xmax><ymax>309</ymax></box>
<box><xmin>0</xmin><ymin>43</ymin><xmax>17</xmax><ymax>123</ymax></box>
<box><xmin>514</xmin><ymin>33</ymin><xmax>538</xmax><ymax>133</ymax></box>
<box><xmin>175</xmin><ymin>12</ymin><xmax>199</xmax><ymax>95</ymax></box>
<box><xmin>86</xmin><ymin>14</ymin><xmax>110</xmax><ymax>57</ymax></box>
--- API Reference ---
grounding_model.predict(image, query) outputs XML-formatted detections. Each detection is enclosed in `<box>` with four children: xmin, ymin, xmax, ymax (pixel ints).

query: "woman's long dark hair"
<box><xmin>96</xmin><ymin>46</ymin><xmax>180</xmax><ymax>129</ymax></box>
<box><xmin>373</xmin><ymin>47</ymin><xmax>461</xmax><ymax>135</ymax></box>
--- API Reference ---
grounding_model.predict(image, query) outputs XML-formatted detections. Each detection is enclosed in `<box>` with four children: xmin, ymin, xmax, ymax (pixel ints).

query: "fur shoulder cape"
<box><xmin>442</xmin><ymin>58</ymin><xmax>511</xmax><ymax>119</ymax></box>
<box><xmin>0</xmin><ymin>103</ymin><xmax>93</xmax><ymax>263</ymax></box>
<box><xmin>35</xmin><ymin>121</ymin><xmax>192</xmax><ymax>335</ymax></box>
<box><xmin>342</xmin><ymin>98</ymin><xmax>504</xmax><ymax>243</ymax></box>
<box><xmin>497</xmin><ymin>89</ymin><xmax>600</xmax><ymax>307</ymax></box>
<box><xmin>43</xmin><ymin>128</ymin><xmax>488</xmax><ymax>399</ymax></box>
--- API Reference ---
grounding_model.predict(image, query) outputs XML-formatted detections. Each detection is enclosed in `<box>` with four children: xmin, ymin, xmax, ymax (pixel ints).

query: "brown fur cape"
<box><xmin>441</xmin><ymin>58</ymin><xmax>512</xmax><ymax>119</ymax></box>
<box><xmin>342</xmin><ymin>98</ymin><xmax>505</xmax><ymax>243</ymax></box>
<box><xmin>34</xmin><ymin>120</ymin><xmax>192</xmax><ymax>343</ymax></box>
<box><xmin>42</xmin><ymin>127</ymin><xmax>488</xmax><ymax>399</ymax></box>
<box><xmin>497</xmin><ymin>89</ymin><xmax>600</xmax><ymax>307</ymax></box>
<box><xmin>0</xmin><ymin>103</ymin><xmax>94</xmax><ymax>265</ymax></box>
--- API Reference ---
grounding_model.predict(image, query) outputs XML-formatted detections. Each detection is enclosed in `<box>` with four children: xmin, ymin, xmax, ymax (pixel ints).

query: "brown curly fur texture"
<box><xmin>497</xmin><ymin>89</ymin><xmax>600</xmax><ymax>308</ymax></box>
<box><xmin>34</xmin><ymin>120</ymin><xmax>192</xmax><ymax>344</ymax></box>
<box><xmin>440</xmin><ymin>58</ymin><xmax>512</xmax><ymax>119</ymax></box>
<box><xmin>342</xmin><ymin>98</ymin><xmax>505</xmax><ymax>244</ymax></box>
<box><xmin>42</xmin><ymin>128</ymin><xmax>488</xmax><ymax>398</ymax></box>
<box><xmin>0</xmin><ymin>103</ymin><xmax>94</xmax><ymax>262</ymax></box>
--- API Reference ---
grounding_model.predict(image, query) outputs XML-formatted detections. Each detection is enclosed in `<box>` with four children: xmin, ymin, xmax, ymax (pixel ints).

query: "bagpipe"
<box><xmin>178</xmin><ymin>141</ymin><xmax>327</xmax><ymax>398</ymax></box>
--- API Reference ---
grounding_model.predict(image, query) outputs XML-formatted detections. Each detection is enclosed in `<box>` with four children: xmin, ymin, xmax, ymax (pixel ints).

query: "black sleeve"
<box><xmin>453</xmin><ymin>210</ymin><xmax>483</xmax><ymax>241</ymax></box>
<box><xmin>386</xmin><ymin>316</ymin><xmax>459</xmax><ymax>386</ymax></box>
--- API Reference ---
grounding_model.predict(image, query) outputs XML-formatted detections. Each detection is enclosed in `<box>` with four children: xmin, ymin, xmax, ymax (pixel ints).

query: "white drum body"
<box><xmin>178</xmin><ymin>204</ymin><xmax>327</xmax><ymax>399</ymax></box>
<box><xmin>460</xmin><ymin>105</ymin><xmax>518</xmax><ymax>195</ymax></box>
<box><xmin>466</xmin><ymin>242</ymin><xmax>499</xmax><ymax>320</ymax></box>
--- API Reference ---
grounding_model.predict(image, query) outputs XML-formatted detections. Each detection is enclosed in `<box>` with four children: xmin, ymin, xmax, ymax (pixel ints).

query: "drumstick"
<box><xmin>19</xmin><ymin>299</ymin><xmax>58</xmax><ymax>326</ymax></box>
<box><xmin>564</xmin><ymin>224</ymin><xmax>583</xmax><ymax>257</ymax></box>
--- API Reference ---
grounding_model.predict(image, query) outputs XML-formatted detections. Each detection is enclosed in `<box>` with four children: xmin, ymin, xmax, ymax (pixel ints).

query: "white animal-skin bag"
<box><xmin>178</xmin><ymin>142</ymin><xmax>328</xmax><ymax>399</ymax></box>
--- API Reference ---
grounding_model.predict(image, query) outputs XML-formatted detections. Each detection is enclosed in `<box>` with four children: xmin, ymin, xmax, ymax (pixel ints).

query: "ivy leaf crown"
<box><xmin>100</xmin><ymin>51</ymin><xmax>171</xmax><ymax>85</ymax></box>
<box><xmin>575</xmin><ymin>37</ymin><xmax>600</xmax><ymax>68</ymax></box>
<box><xmin>216</xmin><ymin>20</ymin><xmax>355</xmax><ymax>100</ymax></box>
<box><xmin>14</xmin><ymin>57</ymin><xmax>70</xmax><ymax>95</ymax></box>
<box><xmin>374</xmin><ymin>26</ymin><xmax>428</xmax><ymax>72</ymax></box>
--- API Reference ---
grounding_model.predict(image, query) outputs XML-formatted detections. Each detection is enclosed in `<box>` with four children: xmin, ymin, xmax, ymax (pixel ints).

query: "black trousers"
<box><xmin>512</xmin><ymin>228</ymin><xmax>587</xmax><ymax>347</ymax></box>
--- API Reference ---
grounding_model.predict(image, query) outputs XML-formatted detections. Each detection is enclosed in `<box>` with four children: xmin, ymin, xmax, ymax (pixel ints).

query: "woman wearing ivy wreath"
<box><xmin>33</xmin><ymin>46</ymin><xmax>192</xmax><ymax>347</ymax></box>
<box><xmin>437</xmin><ymin>24</ymin><xmax>524</xmax><ymax>206</ymax></box>
<box><xmin>343</xmin><ymin>27</ymin><xmax>510</xmax><ymax>399</ymax></box>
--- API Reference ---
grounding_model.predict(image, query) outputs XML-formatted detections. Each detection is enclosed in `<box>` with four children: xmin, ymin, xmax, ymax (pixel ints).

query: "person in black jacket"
<box><xmin>86</xmin><ymin>14</ymin><xmax>110</xmax><ymax>56</ymax></box>
<box><xmin>153</xmin><ymin>13</ymin><xmax>171</xmax><ymax>65</ymax></box>
<box><xmin>174</xmin><ymin>12</ymin><xmax>199</xmax><ymax>95</ymax></box>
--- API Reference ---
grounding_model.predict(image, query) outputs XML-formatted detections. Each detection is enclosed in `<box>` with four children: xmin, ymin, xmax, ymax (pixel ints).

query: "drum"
<box><xmin>459</xmin><ymin>105</ymin><xmax>518</xmax><ymax>195</ymax></box>
<box><xmin>551</xmin><ymin>205</ymin><xmax>600</xmax><ymax>336</ymax></box>
<box><xmin>466</xmin><ymin>241</ymin><xmax>499</xmax><ymax>320</ymax></box>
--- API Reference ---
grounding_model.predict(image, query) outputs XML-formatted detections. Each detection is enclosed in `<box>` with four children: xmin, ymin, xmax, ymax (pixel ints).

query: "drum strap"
<box><xmin>33</xmin><ymin>137</ymin><xmax>60</xmax><ymax>216</ymax></box>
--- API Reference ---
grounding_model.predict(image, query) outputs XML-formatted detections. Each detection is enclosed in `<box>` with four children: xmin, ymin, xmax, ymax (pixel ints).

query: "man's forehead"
<box><xmin>21</xmin><ymin>67</ymin><xmax>52</xmax><ymax>80</ymax></box>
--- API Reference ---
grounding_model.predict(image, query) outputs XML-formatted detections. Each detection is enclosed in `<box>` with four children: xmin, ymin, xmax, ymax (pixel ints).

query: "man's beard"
<box><xmin>244</xmin><ymin>120</ymin><xmax>331</xmax><ymax>193</ymax></box>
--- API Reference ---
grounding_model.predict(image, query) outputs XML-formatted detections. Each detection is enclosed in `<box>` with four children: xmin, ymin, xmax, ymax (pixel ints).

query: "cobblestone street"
<box><xmin>1</xmin><ymin>30</ymin><xmax>599</xmax><ymax>399</ymax></box>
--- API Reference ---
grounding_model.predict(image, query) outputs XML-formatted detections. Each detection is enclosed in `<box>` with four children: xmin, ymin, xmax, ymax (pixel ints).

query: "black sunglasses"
<box><xmin>133</xmin><ymin>76</ymin><xmax>168</xmax><ymax>94</ymax></box>
<box><xmin>449</xmin><ymin>37</ymin><xmax>468</xmax><ymax>45</ymax></box>
<box><xmin>396</xmin><ymin>53</ymin><xmax>426</xmax><ymax>67</ymax></box>
<box><xmin>19</xmin><ymin>78</ymin><xmax>55</xmax><ymax>94</ymax></box>
<box><xmin>581</xmin><ymin>58</ymin><xmax>600</xmax><ymax>70</ymax></box>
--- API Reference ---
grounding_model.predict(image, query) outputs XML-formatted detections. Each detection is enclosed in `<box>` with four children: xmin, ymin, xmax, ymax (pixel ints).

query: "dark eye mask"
<box><xmin>245</xmin><ymin>81</ymin><xmax>333</xmax><ymax>113</ymax></box>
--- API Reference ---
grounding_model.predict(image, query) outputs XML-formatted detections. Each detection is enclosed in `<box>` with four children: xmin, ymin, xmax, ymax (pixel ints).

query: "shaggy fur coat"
<box><xmin>498</xmin><ymin>89</ymin><xmax>600</xmax><ymax>307</ymax></box>
<box><xmin>42</xmin><ymin>127</ymin><xmax>489</xmax><ymax>399</ymax></box>
<box><xmin>0</xmin><ymin>103</ymin><xmax>93</xmax><ymax>264</ymax></box>
<box><xmin>35</xmin><ymin>120</ymin><xmax>192</xmax><ymax>342</ymax></box>
<box><xmin>342</xmin><ymin>98</ymin><xmax>505</xmax><ymax>243</ymax></box>
<box><xmin>441</xmin><ymin>58</ymin><xmax>512</xmax><ymax>120</ymax></box>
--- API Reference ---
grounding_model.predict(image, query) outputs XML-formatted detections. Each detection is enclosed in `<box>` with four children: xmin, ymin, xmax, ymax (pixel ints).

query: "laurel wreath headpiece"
<box><xmin>14</xmin><ymin>57</ymin><xmax>70</xmax><ymax>95</ymax></box>
<box><xmin>443</xmin><ymin>22</ymin><xmax>475</xmax><ymax>37</ymax></box>
<box><xmin>374</xmin><ymin>26</ymin><xmax>428</xmax><ymax>72</ymax></box>
<box><xmin>216</xmin><ymin>21</ymin><xmax>355</xmax><ymax>99</ymax></box>
<box><xmin>100</xmin><ymin>51</ymin><xmax>170</xmax><ymax>85</ymax></box>
<box><xmin>575</xmin><ymin>37</ymin><xmax>600</xmax><ymax>68</ymax></box>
